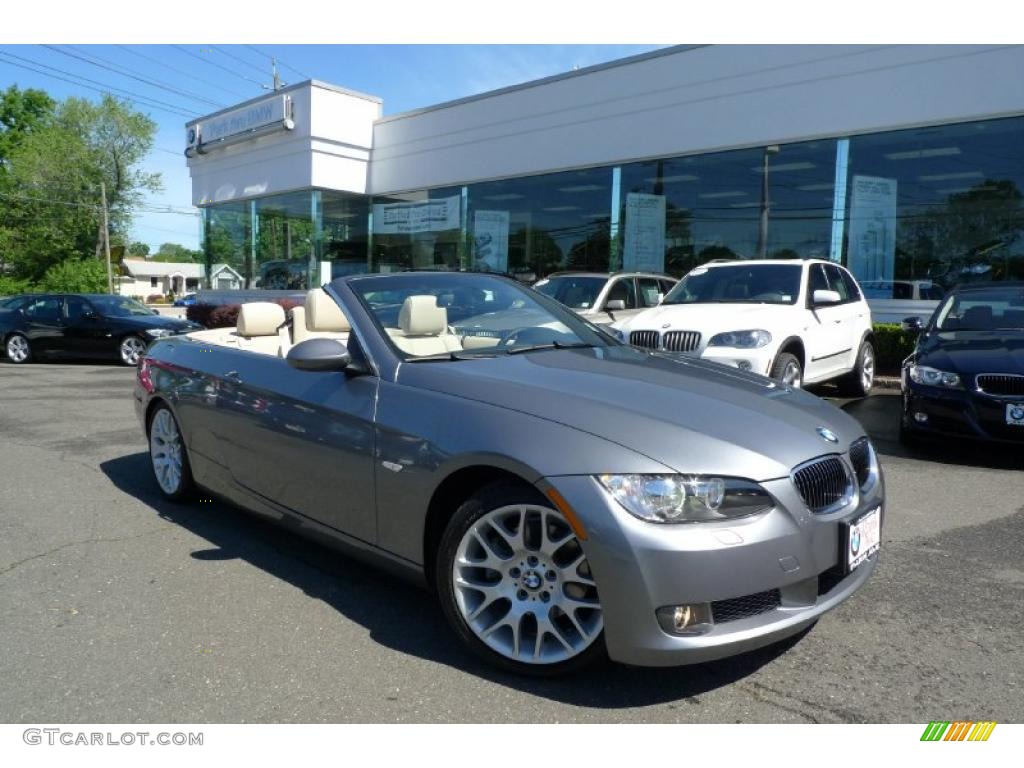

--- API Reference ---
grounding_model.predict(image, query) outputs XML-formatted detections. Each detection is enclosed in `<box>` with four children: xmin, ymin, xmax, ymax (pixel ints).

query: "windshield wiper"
<box><xmin>406</xmin><ymin>350</ymin><xmax>502</xmax><ymax>362</ymax></box>
<box><xmin>506</xmin><ymin>340</ymin><xmax>597</xmax><ymax>355</ymax></box>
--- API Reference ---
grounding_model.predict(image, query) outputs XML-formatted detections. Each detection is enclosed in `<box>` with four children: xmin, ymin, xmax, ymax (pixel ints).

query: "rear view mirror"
<box><xmin>901</xmin><ymin>316</ymin><xmax>924</xmax><ymax>333</ymax></box>
<box><xmin>605</xmin><ymin>299</ymin><xmax>626</xmax><ymax>311</ymax></box>
<box><xmin>286</xmin><ymin>338</ymin><xmax>353</xmax><ymax>372</ymax></box>
<box><xmin>812</xmin><ymin>289</ymin><xmax>842</xmax><ymax>306</ymax></box>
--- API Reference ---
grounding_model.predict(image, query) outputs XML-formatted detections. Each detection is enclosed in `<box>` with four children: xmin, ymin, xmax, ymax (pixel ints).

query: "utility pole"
<box><xmin>100</xmin><ymin>181</ymin><xmax>113</xmax><ymax>294</ymax></box>
<box><xmin>262</xmin><ymin>59</ymin><xmax>285</xmax><ymax>92</ymax></box>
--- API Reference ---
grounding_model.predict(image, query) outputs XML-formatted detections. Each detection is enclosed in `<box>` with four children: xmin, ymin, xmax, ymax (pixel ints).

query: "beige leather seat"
<box><xmin>236</xmin><ymin>302</ymin><xmax>286</xmax><ymax>356</ymax></box>
<box><xmin>278</xmin><ymin>289</ymin><xmax>351</xmax><ymax>356</ymax></box>
<box><xmin>388</xmin><ymin>295</ymin><xmax>463</xmax><ymax>357</ymax></box>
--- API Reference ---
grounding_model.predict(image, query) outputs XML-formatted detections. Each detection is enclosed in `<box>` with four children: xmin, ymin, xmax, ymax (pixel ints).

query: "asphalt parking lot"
<box><xmin>1</xmin><ymin>362</ymin><xmax>1022</xmax><ymax>723</ymax></box>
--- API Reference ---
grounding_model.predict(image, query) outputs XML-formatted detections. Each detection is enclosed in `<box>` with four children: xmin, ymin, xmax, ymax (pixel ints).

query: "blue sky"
<box><xmin>0</xmin><ymin>44</ymin><xmax>665</xmax><ymax>251</ymax></box>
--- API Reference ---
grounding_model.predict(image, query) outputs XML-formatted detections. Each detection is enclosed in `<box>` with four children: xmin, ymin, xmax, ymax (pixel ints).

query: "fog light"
<box><xmin>656</xmin><ymin>603</ymin><xmax>713</xmax><ymax>635</ymax></box>
<box><xmin>914</xmin><ymin>412</ymin><xmax>929</xmax><ymax>423</ymax></box>
<box><xmin>737</xmin><ymin>360</ymin><xmax>752</xmax><ymax>371</ymax></box>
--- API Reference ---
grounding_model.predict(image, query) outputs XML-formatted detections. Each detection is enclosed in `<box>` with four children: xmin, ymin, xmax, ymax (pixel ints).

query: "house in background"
<box><xmin>120</xmin><ymin>259</ymin><xmax>243</xmax><ymax>298</ymax></box>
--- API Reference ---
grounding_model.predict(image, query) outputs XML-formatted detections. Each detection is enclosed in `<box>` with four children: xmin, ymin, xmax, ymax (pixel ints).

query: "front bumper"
<box><xmin>902</xmin><ymin>379</ymin><xmax>1024</xmax><ymax>444</ymax></box>
<box><xmin>699</xmin><ymin>345</ymin><xmax>775</xmax><ymax>376</ymax></box>
<box><xmin>541</xmin><ymin>472</ymin><xmax>882</xmax><ymax>667</ymax></box>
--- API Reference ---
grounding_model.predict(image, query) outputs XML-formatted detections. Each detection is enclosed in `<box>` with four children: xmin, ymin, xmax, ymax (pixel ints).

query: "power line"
<box><xmin>212</xmin><ymin>45</ymin><xmax>268</xmax><ymax>76</ymax></box>
<box><xmin>244</xmin><ymin>44</ymin><xmax>311</xmax><ymax>80</ymax></box>
<box><xmin>116</xmin><ymin>45</ymin><xmax>251</xmax><ymax>101</ymax></box>
<box><xmin>0</xmin><ymin>51</ymin><xmax>197</xmax><ymax>118</ymax></box>
<box><xmin>51</xmin><ymin>44</ymin><xmax>228</xmax><ymax>110</ymax></box>
<box><xmin>171</xmin><ymin>45</ymin><xmax>264</xmax><ymax>89</ymax></box>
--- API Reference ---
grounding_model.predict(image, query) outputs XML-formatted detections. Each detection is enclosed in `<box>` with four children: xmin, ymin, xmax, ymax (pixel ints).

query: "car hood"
<box><xmin>398</xmin><ymin>346</ymin><xmax>864</xmax><ymax>481</ymax></box>
<box><xmin>107</xmin><ymin>313</ymin><xmax>198</xmax><ymax>331</ymax></box>
<box><xmin>916</xmin><ymin>330</ymin><xmax>1024</xmax><ymax>376</ymax></box>
<box><xmin>612</xmin><ymin>302</ymin><xmax>797</xmax><ymax>335</ymax></box>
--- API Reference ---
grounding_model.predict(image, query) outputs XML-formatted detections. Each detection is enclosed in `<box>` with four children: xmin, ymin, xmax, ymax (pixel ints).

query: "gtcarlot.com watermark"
<box><xmin>23</xmin><ymin>728</ymin><xmax>203</xmax><ymax>747</ymax></box>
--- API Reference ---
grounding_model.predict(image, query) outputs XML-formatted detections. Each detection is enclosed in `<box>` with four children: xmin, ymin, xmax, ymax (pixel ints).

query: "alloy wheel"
<box><xmin>150</xmin><ymin>409</ymin><xmax>184</xmax><ymax>495</ymax></box>
<box><xmin>451</xmin><ymin>504</ymin><xmax>603</xmax><ymax>665</ymax></box>
<box><xmin>781</xmin><ymin>360</ymin><xmax>802</xmax><ymax>388</ymax></box>
<box><xmin>861</xmin><ymin>345</ymin><xmax>875</xmax><ymax>392</ymax></box>
<box><xmin>120</xmin><ymin>336</ymin><xmax>146</xmax><ymax>366</ymax></box>
<box><xmin>6</xmin><ymin>335</ymin><xmax>30</xmax><ymax>363</ymax></box>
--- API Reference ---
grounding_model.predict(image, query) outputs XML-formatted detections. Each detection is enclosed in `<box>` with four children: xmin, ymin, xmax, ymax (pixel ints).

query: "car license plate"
<box><xmin>846</xmin><ymin>507</ymin><xmax>881</xmax><ymax>572</ymax></box>
<box><xmin>1006</xmin><ymin>404</ymin><xmax>1024</xmax><ymax>426</ymax></box>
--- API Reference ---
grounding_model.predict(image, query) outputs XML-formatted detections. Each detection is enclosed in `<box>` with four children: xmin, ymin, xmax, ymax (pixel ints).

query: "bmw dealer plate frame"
<box><xmin>845</xmin><ymin>507</ymin><xmax>881</xmax><ymax>573</ymax></box>
<box><xmin>1006</xmin><ymin>403</ymin><xmax>1024</xmax><ymax>426</ymax></box>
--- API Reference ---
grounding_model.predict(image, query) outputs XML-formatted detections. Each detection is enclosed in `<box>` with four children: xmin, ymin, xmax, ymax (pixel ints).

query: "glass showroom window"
<box><xmin>370</xmin><ymin>186</ymin><xmax>463</xmax><ymax>273</ymax></box>
<box><xmin>466</xmin><ymin>166</ymin><xmax>612</xmax><ymax>280</ymax></box>
<box><xmin>619</xmin><ymin>140</ymin><xmax>839</xmax><ymax>277</ymax></box>
<box><xmin>845</xmin><ymin>116</ymin><xmax>1024</xmax><ymax>298</ymax></box>
<box><xmin>322</xmin><ymin>191</ymin><xmax>370</xmax><ymax>279</ymax></box>
<box><xmin>255</xmin><ymin>191</ymin><xmax>317</xmax><ymax>290</ymax></box>
<box><xmin>202</xmin><ymin>201</ymin><xmax>252</xmax><ymax>289</ymax></box>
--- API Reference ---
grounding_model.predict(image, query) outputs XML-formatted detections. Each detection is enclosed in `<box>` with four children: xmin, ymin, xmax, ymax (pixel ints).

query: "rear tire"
<box><xmin>147</xmin><ymin>404</ymin><xmax>194</xmax><ymax>502</ymax></box>
<box><xmin>770</xmin><ymin>352</ymin><xmax>803</xmax><ymax>388</ymax></box>
<box><xmin>436</xmin><ymin>481</ymin><xmax>606</xmax><ymax>676</ymax></box>
<box><xmin>839</xmin><ymin>340</ymin><xmax>875</xmax><ymax>397</ymax></box>
<box><xmin>5</xmin><ymin>333</ymin><xmax>32</xmax><ymax>364</ymax></box>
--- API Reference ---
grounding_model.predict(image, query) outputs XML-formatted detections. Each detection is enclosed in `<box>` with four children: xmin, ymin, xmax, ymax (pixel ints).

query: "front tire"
<box><xmin>119</xmin><ymin>335</ymin><xmax>147</xmax><ymax>366</ymax></box>
<box><xmin>148</xmin><ymin>404</ymin><xmax>194</xmax><ymax>501</ymax></box>
<box><xmin>5</xmin><ymin>333</ymin><xmax>32</xmax><ymax>364</ymax></box>
<box><xmin>770</xmin><ymin>351</ymin><xmax>803</xmax><ymax>388</ymax></box>
<box><xmin>436</xmin><ymin>482</ymin><xmax>605</xmax><ymax>675</ymax></box>
<box><xmin>839</xmin><ymin>340</ymin><xmax>875</xmax><ymax>397</ymax></box>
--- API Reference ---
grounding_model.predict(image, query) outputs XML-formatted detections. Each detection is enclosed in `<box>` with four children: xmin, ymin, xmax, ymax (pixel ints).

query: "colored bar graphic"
<box><xmin>920</xmin><ymin>721</ymin><xmax>996</xmax><ymax>741</ymax></box>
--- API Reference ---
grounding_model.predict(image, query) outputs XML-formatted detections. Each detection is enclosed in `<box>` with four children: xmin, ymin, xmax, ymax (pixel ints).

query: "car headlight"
<box><xmin>144</xmin><ymin>328</ymin><xmax>175</xmax><ymax>338</ymax></box>
<box><xmin>908</xmin><ymin>364</ymin><xmax>961</xmax><ymax>388</ymax></box>
<box><xmin>596</xmin><ymin>474</ymin><xmax>773</xmax><ymax>523</ymax></box>
<box><xmin>707</xmin><ymin>329</ymin><xmax>772</xmax><ymax>349</ymax></box>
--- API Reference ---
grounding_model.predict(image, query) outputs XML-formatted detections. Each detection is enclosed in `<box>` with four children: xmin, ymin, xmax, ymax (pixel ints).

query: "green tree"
<box><xmin>0</xmin><ymin>85</ymin><xmax>55</xmax><ymax>167</ymax></box>
<box><xmin>38</xmin><ymin>258</ymin><xmax>109</xmax><ymax>293</ymax></box>
<box><xmin>151</xmin><ymin>242</ymin><xmax>201</xmax><ymax>262</ymax></box>
<box><xmin>128</xmin><ymin>241</ymin><xmax>150</xmax><ymax>257</ymax></box>
<box><xmin>1</xmin><ymin>92</ymin><xmax>161</xmax><ymax>282</ymax></box>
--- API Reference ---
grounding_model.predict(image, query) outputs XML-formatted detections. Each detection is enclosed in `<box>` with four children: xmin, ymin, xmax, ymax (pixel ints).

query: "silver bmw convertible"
<box><xmin>135</xmin><ymin>271</ymin><xmax>883</xmax><ymax>675</ymax></box>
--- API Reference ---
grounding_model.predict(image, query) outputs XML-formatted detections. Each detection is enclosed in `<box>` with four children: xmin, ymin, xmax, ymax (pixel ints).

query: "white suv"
<box><xmin>611</xmin><ymin>259</ymin><xmax>875</xmax><ymax>395</ymax></box>
<box><xmin>534</xmin><ymin>271</ymin><xmax>678</xmax><ymax>326</ymax></box>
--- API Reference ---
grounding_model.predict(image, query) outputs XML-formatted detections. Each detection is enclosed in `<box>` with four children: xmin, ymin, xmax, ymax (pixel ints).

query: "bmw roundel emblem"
<box><xmin>817</xmin><ymin>427</ymin><xmax>839</xmax><ymax>444</ymax></box>
<box><xmin>850</xmin><ymin>529</ymin><xmax>861</xmax><ymax>556</ymax></box>
<box><xmin>661</xmin><ymin>323</ymin><xmax>671</xmax><ymax>329</ymax></box>
<box><xmin>187</xmin><ymin>128</ymin><xmax>197</xmax><ymax>145</ymax></box>
<box><xmin>1011</xmin><ymin>406</ymin><xmax>1024</xmax><ymax>422</ymax></box>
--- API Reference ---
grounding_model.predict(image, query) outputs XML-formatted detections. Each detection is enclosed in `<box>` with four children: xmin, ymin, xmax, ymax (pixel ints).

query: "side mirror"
<box><xmin>812</xmin><ymin>289</ymin><xmax>842</xmax><ymax>306</ymax></box>
<box><xmin>605</xmin><ymin>299</ymin><xmax>626</xmax><ymax>311</ymax></box>
<box><xmin>901</xmin><ymin>316</ymin><xmax>924</xmax><ymax>333</ymax></box>
<box><xmin>286</xmin><ymin>338</ymin><xmax>353</xmax><ymax>372</ymax></box>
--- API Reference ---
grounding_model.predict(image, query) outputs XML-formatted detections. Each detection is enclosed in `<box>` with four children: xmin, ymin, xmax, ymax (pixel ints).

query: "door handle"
<box><xmin>224</xmin><ymin>370</ymin><xmax>243</xmax><ymax>385</ymax></box>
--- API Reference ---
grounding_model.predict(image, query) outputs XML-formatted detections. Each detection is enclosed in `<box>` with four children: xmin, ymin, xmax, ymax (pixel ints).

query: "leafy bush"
<box><xmin>38</xmin><ymin>258</ymin><xmax>109</xmax><ymax>293</ymax></box>
<box><xmin>0</xmin><ymin>275</ymin><xmax>32</xmax><ymax>296</ymax></box>
<box><xmin>187</xmin><ymin>298</ymin><xmax>302</xmax><ymax>329</ymax></box>
<box><xmin>873</xmin><ymin>323</ymin><xmax>918</xmax><ymax>374</ymax></box>
<box><xmin>145</xmin><ymin>293</ymin><xmax>165</xmax><ymax>303</ymax></box>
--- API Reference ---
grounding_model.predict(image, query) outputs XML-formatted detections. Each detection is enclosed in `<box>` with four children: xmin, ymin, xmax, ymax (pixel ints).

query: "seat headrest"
<box><xmin>306</xmin><ymin>288</ymin><xmax>350</xmax><ymax>332</ymax></box>
<box><xmin>399</xmin><ymin>295</ymin><xmax>447</xmax><ymax>336</ymax></box>
<box><xmin>237</xmin><ymin>302</ymin><xmax>285</xmax><ymax>337</ymax></box>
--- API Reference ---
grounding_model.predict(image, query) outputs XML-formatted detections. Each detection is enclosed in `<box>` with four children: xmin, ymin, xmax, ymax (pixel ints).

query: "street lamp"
<box><xmin>756</xmin><ymin>145</ymin><xmax>780</xmax><ymax>260</ymax></box>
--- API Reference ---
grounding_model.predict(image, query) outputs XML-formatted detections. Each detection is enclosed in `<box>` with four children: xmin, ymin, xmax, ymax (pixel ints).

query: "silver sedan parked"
<box><xmin>135</xmin><ymin>272</ymin><xmax>883</xmax><ymax>675</ymax></box>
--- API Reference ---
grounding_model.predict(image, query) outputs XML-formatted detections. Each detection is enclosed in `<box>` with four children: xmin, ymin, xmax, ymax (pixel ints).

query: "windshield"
<box><xmin>664</xmin><ymin>264</ymin><xmax>803</xmax><ymax>305</ymax></box>
<box><xmin>934</xmin><ymin>287</ymin><xmax>1024</xmax><ymax>331</ymax></box>
<box><xmin>89</xmin><ymin>296</ymin><xmax>156</xmax><ymax>317</ymax></box>
<box><xmin>349</xmin><ymin>273</ymin><xmax>613</xmax><ymax>360</ymax></box>
<box><xmin>533</xmin><ymin>275</ymin><xmax>606</xmax><ymax>309</ymax></box>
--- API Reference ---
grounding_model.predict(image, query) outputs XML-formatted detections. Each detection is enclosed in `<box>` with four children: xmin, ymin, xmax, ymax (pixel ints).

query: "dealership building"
<box><xmin>185</xmin><ymin>44</ymin><xmax>1024</xmax><ymax>305</ymax></box>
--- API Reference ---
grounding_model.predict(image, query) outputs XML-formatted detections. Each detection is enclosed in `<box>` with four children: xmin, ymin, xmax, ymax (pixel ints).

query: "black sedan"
<box><xmin>900</xmin><ymin>282</ymin><xmax>1024</xmax><ymax>444</ymax></box>
<box><xmin>1</xmin><ymin>294</ymin><xmax>201</xmax><ymax>366</ymax></box>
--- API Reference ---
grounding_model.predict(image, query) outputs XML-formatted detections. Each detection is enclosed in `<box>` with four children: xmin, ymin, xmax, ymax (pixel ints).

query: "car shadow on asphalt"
<box><xmin>838</xmin><ymin>390</ymin><xmax>1024</xmax><ymax>471</ymax></box>
<box><xmin>100</xmin><ymin>451</ymin><xmax>804</xmax><ymax>708</ymax></box>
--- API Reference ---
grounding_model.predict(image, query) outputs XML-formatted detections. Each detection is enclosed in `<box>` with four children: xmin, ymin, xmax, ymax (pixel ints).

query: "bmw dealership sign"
<box><xmin>186</xmin><ymin>94</ymin><xmax>292</xmax><ymax>151</ymax></box>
